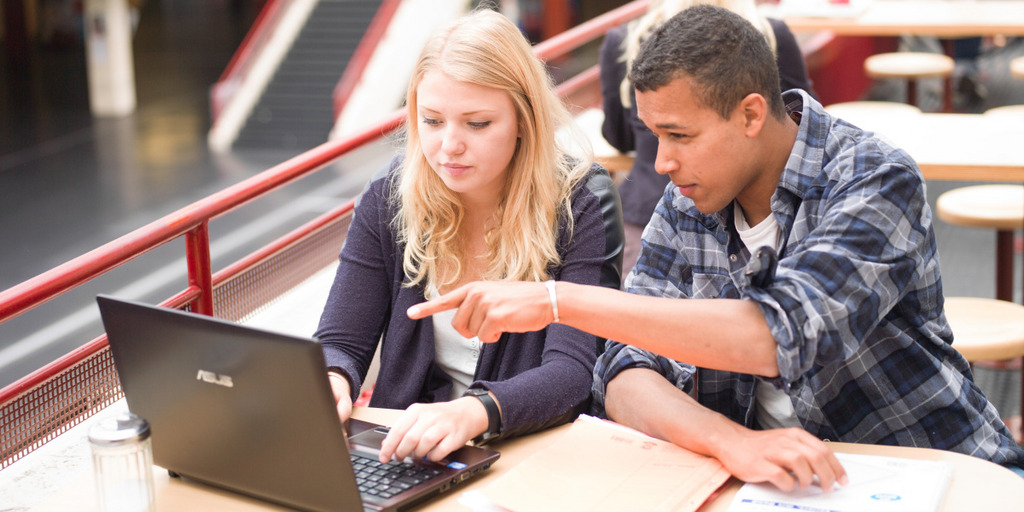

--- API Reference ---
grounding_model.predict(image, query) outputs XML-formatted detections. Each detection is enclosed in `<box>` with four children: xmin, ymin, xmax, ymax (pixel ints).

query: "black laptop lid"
<box><xmin>97</xmin><ymin>295</ymin><xmax>364</xmax><ymax>512</ymax></box>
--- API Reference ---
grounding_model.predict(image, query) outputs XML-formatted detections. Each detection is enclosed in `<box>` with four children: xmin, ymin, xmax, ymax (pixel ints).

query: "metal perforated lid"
<box><xmin>88</xmin><ymin>412</ymin><xmax>151</xmax><ymax>446</ymax></box>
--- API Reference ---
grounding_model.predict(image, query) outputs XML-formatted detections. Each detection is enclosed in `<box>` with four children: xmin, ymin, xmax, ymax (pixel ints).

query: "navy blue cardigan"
<box><xmin>315</xmin><ymin>156</ymin><xmax>623</xmax><ymax>442</ymax></box>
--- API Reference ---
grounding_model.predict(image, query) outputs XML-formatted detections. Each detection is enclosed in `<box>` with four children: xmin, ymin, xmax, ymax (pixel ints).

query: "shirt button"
<box><xmin>729</xmin><ymin>254</ymin><xmax>738</xmax><ymax>262</ymax></box>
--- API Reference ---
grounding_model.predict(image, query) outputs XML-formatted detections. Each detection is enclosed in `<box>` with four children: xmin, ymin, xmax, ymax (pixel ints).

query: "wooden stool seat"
<box><xmin>825</xmin><ymin>101</ymin><xmax>922</xmax><ymax>118</ymax></box>
<box><xmin>936</xmin><ymin>184</ymin><xmax>1023</xmax><ymax>303</ymax></box>
<box><xmin>864</xmin><ymin>52</ymin><xmax>956</xmax><ymax>79</ymax></box>
<box><xmin>946</xmin><ymin>296</ymin><xmax>1024</xmax><ymax>440</ymax></box>
<box><xmin>984</xmin><ymin>105</ymin><xmax>1024</xmax><ymax>117</ymax></box>
<box><xmin>825</xmin><ymin>102</ymin><xmax>921</xmax><ymax>133</ymax></box>
<box><xmin>864</xmin><ymin>52</ymin><xmax>955</xmax><ymax>109</ymax></box>
<box><xmin>936</xmin><ymin>184</ymin><xmax>1024</xmax><ymax>231</ymax></box>
<box><xmin>946</xmin><ymin>297</ymin><xmax>1024</xmax><ymax>362</ymax></box>
<box><xmin>1011</xmin><ymin>56</ymin><xmax>1024</xmax><ymax>80</ymax></box>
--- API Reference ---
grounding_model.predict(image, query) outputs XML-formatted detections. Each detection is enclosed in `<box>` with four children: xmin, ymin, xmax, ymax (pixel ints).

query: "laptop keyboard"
<box><xmin>350</xmin><ymin>454</ymin><xmax>443</xmax><ymax>500</ymax></box>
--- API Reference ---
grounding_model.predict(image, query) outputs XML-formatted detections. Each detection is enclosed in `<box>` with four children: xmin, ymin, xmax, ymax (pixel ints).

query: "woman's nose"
<box><xmin>441</xmin><ymin>126</ymin><xmax>464</xmax><ymax>155</ymax></box>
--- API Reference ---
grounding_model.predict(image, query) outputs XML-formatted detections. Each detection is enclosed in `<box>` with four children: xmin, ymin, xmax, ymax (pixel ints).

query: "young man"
<box><xmin>409</xmin><ymin>5</ymin><xmax>1024</xmax><ymax>490</ymax></box>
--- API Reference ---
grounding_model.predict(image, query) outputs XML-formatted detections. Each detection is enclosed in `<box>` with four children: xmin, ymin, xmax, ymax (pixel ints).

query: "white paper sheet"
<box><xmin>728</xmin><ymin>452</ymin><xmax>953</xmax><ymax>512</ymax></box>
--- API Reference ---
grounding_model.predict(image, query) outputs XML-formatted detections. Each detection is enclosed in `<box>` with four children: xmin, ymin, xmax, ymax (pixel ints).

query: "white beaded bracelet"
<box><xmin>544</xmin><ymin>280</ymin><xmax>559</xmax><ymax>323</ymax></box>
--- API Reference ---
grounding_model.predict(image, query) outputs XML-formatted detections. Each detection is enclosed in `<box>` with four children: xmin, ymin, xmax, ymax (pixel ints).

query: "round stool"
<box><xmin>945</xmin><ymin>296</ymin><xmax>1024</xmax><ymax>439</ymax></box>
<box><xmin>1011</xmin><ymin>56</ymin><xmax>1024</xmax><ymax>80</ymax></box>
<box><xmin>936</xmin><ymin>184</ymin><xmax>1024</xmax><ymax>303</ymax></box>
<box><xmin>825</xmin><ymin>101</ymin><xmax>921</xmax><ymax>127</ymax></box>
<box><xmin>825</xmin><ymin>101</ymin><xmax>922</xmax><ymax>117</ymax></box>
<box><xmin>946</xmin><ymin>297</ymin><xmax>1024</xmax><ymax>362</ymax></box>
<box><xmin>984</xmin><ymin>105</ymin><xmax>1024</xmax><ymax>117</ymax></box>
<box><xmin>864</xmin><ymin>52</ymin><xmax>955</xmax><ymax>110</ymax></box>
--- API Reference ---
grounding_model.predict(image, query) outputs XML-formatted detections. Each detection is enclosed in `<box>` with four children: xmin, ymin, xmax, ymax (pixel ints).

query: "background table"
<box><xmin>828</xmin><ymin>110</ymin><xmax>1024</xmax><ymax>181</ymax></box>
<box><xmin>764</xmin><ymin>0</ymin><xmax>1024</xmax><ymax>38</ymax></box>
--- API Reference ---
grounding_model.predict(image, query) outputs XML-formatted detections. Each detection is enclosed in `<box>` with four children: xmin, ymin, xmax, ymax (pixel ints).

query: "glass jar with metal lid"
<box><xmin>88</xmin><ymin>412</ymin><xmax>155</xmax><ymax>512</ymax></box>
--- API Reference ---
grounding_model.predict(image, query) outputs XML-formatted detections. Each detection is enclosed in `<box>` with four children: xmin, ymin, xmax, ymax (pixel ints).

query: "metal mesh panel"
<box><xmin>0</xmin><ymin>211</ymin><xmax>353</xmax><ymax>470</ymax></box>
<box><xmin>214</xmin><ymin>212</ymin><xmax>352</xmax><ymax>323</ymax></box>
<box><xmin>0</xmin><ymin>346</ymin><xmax>121</xmax><ymax>470</ymax></box>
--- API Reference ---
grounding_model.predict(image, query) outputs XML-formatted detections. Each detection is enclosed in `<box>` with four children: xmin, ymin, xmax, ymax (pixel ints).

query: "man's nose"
<box><xmin>654</xmin><ymin>145</ymin><xmax>678</xmax><ymax>175</ymax></box>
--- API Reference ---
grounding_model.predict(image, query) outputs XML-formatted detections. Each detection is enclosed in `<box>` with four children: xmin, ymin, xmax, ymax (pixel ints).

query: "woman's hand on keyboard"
<box><xmin>378</xmin><ymin>398</ymin><xmax>489</xmax><ymax>463</ymax></box>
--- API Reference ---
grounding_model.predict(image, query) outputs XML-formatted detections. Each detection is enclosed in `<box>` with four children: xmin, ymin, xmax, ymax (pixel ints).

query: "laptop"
<box><xmin>96</xmin><ymin>295</ymin><xmax>500</xmax><ymax>512</ymax></box>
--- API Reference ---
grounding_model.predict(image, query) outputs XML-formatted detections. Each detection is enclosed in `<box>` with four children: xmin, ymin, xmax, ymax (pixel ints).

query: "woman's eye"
<box><xmin>468</xmin><ymin>121</ymin><xmax>491</xmax><ymax>129</ymax></box>
<box><xmin>421</xmin><ymin>117</ymin><xmax>441</xmax><ymax>126</ymax></box>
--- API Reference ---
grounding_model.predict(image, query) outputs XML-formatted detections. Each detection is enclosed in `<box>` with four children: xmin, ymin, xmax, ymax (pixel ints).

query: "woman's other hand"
<box><xmin>328</xmin><ymin>372</ymin><xmax>354</xmax><ymax>422</ymax></box>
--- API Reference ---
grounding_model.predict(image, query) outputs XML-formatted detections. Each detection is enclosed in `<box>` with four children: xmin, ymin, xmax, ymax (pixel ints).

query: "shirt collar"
<box><xmin>776</xmin><ymin>89</ymin><xmax>830</xmax><ymax>201</ymax></box>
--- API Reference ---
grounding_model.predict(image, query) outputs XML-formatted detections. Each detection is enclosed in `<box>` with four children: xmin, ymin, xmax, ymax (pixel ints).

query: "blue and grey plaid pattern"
<box><xmin>593</xmin><ymin>90</ymin><xmax>1024</xmax><ymax>466</ymax></box>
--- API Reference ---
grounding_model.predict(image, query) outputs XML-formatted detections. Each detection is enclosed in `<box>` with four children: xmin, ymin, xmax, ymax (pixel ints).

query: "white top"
<box><xmin>427</xmin><ymin>286</ymin><xmax>480</xmax><ymax>399</ymax></box>
<box><xmin>733</xmin><ymin>203</ymin><xmax>801</xmax><ymax>430</ymax></box>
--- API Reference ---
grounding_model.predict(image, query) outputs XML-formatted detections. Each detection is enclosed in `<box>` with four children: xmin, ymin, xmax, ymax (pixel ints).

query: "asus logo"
<box><xmin>196</xmin><ymin>370</ymin><xmax>234</xmax><ymax>388</ymax></box>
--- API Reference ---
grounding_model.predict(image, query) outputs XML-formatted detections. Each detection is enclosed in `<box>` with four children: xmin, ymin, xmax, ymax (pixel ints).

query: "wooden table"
<box><xmin>825</xmin><ymin>109</ymin><xmax>1024</xmax><ymax>181</ymax></box>
<box><xmin>763</xmin><ymin>0</ymin><xmax>1024</xmax><ymax>38</ymax></box>
<box><xmin>30</xmin><ymin>407</ymin><xmax>1024</xmax><ymax>511</ymax></box>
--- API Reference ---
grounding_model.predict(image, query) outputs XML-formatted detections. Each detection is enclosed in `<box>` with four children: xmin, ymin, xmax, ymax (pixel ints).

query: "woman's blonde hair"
<box><xmin>619</xmin><ymin>0</ymin><xmax>776</xmax><ymax>107</ymax></box>
<box><xmin>394</xmin><ymin>9</ymin><xmax>592</xmax><ymax>291</ymax></box>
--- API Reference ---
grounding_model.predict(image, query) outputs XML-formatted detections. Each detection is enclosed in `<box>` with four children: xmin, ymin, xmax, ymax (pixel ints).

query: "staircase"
<box><xmin>232</xmin><ymin>0</ymin><xmax>383</xmax><ymax>151</ymax></box>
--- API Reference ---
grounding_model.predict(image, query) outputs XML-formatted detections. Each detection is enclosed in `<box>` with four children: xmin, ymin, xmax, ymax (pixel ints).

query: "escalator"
<box><xmin>232</xmin><ymin>0</ymin><xmax>383</xmax><ymax>150</ymax></box>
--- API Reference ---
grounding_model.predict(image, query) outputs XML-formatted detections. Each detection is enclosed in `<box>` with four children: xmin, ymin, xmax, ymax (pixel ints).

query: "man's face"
<box><xmin>636</xmin><ymin>77</ymin><xmax>757</xmax><ymax>215</ymax></box>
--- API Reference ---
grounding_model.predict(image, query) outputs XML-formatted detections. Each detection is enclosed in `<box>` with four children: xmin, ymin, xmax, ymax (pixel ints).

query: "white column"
<box><xmin>84</xmin><ymin>0</ymin><xmax>136</xmax><ymax>117</ymax></box>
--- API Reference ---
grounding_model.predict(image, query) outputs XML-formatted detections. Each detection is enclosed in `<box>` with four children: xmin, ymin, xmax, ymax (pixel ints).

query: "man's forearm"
<box><xmin>604</xmin><ymin>367</ymin><xmax>739</xmax><ymax>459</ymax></box>
<box><xmin>557</xmin><ymin>283</ymin><xmax>779</xmax><ymax>376</ymax></box>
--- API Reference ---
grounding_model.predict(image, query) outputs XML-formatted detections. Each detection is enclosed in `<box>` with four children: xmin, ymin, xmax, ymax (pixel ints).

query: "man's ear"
<box><xmin>738</xmin><ymin>93</ymin><xmax>768</xmax><ymax>138</ymax></box>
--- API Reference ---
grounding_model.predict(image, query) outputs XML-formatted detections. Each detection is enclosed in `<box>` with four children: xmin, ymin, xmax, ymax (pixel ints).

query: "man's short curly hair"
<box><xmin>629</xmin><ymin>5</ymin><xmax>786</xmax><ymax>120</ymax></box>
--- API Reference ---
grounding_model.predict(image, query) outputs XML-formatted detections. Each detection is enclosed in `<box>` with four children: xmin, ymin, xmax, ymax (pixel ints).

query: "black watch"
<box><xmin>463</xmin><ymin>387</ymin><xmax>500</xmax><ymax>444</ymax></box>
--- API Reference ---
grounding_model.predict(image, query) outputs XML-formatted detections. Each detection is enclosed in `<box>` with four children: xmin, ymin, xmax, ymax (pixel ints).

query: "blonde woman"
<box><xmin>315</xmin><ymin>9</ymin><xmax>623</xmax><ymax>463</ymax></box>
<box><xmin>602</xmin><ymin>0</ymin><xmax>815</xmax><ymax>280</ymax></box>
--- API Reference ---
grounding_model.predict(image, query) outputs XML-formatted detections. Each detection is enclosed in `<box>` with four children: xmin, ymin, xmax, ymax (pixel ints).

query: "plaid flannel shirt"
<box><xmin>592</xmin><ymin>90</ymin><xmax>1024</xmax><ymax>467</ymax></box>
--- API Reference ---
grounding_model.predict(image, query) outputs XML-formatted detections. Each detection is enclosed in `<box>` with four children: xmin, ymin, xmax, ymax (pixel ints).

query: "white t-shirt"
<box><xmin>427</xmin><ymin>286</ymin><xmax>479</xmax><ymax>399</ymax></box>
<box><xmin>733</xmin><ymin>203</ymin><xmax>801</xmax><ymax>430</ymax></box>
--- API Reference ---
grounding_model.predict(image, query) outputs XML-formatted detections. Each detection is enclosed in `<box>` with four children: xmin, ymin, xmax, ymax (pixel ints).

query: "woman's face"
<box><xmin>416</xmin><ymin>70</ymin><xmax>520</xmax><ymax>207</ymax></box>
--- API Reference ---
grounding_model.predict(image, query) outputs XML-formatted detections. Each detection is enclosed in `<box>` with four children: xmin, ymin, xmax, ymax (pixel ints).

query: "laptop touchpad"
<box><xmin>349</xmin><ymin>425</ymin><xmax>390</xmax><ymax>451</ymax></box>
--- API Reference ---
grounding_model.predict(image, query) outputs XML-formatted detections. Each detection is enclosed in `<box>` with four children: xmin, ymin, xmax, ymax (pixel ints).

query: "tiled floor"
<box><xmin>1</xmin><ymin>1</ymin><xmax>267</xmax><ymax>289</ymax></box>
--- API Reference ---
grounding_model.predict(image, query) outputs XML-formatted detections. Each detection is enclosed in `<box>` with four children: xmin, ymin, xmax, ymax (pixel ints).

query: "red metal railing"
<box><xmin>0</xmin><ymin>112</ymin><xmax>403</xmax><ymax>402</ymax></box>
<box><xmin>0</xmin><ymin>0</ymin><xmax>649</xmax><ymax>468</ymax></box>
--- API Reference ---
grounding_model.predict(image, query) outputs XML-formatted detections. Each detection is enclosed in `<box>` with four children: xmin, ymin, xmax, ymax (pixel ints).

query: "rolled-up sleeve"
<box><xmin>591</xmin><ymin>189</ymin><xmax>700</xmax><ymax>417</ymax></box>
<box><xmin>591</xmin><ymin>340</ymin><xmax>697</xmax><ymax>418</ymax></box>
<box><xmin>743</xmin><ymin>155</ymin><xmax>935</xmax><ymax>386</ymax></box>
